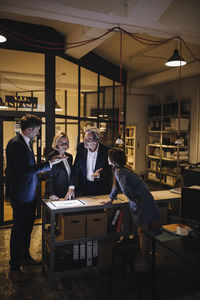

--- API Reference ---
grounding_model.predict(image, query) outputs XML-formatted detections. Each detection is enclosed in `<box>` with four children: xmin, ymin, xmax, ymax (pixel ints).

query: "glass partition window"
<box><xmin>56</xmin><ymin>57</ymin><xmax>78</xmax><ymax>116</ymax></box>
<box><xmin>80</xmin><ymin>68</ymin><xmax>98</xmax><ymax>118</ymax></box>
<box><xmin>0</xmin><ymin>49</ymin><xmax>45</xmax><ymax>112</ymax></box>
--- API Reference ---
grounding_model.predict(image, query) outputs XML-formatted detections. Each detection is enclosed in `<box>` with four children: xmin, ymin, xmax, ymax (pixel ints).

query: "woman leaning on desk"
<box><xmin>45</xmin><ymin>132</ymin><xmax>73</xmax><ymax>200</ymax></box>
<box><xmin>108</xmin><ymin>148</ymin><xmax>162</xmax><ymax>272</ymax></box>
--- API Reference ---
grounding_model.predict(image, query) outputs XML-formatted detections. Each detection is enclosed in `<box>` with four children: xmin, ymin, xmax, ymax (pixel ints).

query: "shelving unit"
<box><xmin>42</xmin><ymin>196</ymin><xmax>130</xmax><ymax>288</ymax></box>
<box><xmin>125</xmin><ymin>125</ymin><xmax>136</xmax><ymax>169</ymax></box>
<box><xmin>146</xmin><ymin>101</ymin><xmax>190</xmax><ymax>187</ymax></box>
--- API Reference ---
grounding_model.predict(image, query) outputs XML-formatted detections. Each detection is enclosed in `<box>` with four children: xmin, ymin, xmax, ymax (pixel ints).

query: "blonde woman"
<box><xmin>45</xmin><ymin>133</ymin><xmax>73</xmax><ymax>200</ymax></box>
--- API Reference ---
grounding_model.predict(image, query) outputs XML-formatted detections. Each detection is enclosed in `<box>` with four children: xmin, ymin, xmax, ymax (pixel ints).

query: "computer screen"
<box><xmin>180</xmin><ymin>187</ymin><xmax>200</xmax><ymax>223</ymax></box>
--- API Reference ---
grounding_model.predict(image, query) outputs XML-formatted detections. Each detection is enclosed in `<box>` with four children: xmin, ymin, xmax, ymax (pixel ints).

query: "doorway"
<box><xmin>0</xmin><ymin>117</ymin><xmax>43</xmax><ymax>226</ymax></box>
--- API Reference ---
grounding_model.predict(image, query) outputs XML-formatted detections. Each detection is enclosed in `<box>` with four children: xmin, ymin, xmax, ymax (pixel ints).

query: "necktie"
<box><xmin>29</xmin><ymin>141</ymin><xmax>34</xmax><ymax>153</ymax></box>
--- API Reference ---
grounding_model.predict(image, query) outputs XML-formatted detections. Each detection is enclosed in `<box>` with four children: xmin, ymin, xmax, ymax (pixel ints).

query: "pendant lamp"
<box><xmin>165</xmin><ymin>49</ymin><xmax>187</xmax><ymax>67</ymax></box>
<box><xmin>0</xmin><ymin>34</ymin><xmax>6</xmax><ymax>43</ymax></box>
<box><xmin>55</xmin><ymin>100</ymin><xmax>62</xmax><ymax>111</ymax></box>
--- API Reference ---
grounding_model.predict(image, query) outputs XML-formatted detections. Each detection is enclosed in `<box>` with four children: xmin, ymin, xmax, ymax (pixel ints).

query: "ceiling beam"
<box><xmin>65</xmin><ymin>26</ymin><xmax>114</xmax><ymax>59</ymax></box>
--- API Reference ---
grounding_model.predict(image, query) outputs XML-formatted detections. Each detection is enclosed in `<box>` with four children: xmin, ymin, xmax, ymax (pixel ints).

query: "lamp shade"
<box><xmin>165</xmin><ymin>49</ymin><xmax>187</xmax><ymax>67</ymax></box>
<box><xmin>115</xmin><ymin>134</ymin><xmax>123</xmax><ymax>145</ymax></box>
<box><xmin>0</xmin><ymin>34</ymin><xmax>6</xmax><ymax>43</ymax></box>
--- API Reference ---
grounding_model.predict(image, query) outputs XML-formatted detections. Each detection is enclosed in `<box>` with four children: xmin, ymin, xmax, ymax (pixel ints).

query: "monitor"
<box><xmin>180</xmin><ymin>187</ymin><xmax>200</xmax><ymax>224</ymax></box>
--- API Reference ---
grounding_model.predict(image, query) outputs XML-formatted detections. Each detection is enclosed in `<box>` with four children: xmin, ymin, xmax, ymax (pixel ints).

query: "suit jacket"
<box><xmin>45</xmin><ymin>150</ymin><xmax>73</xmax><ymax>198</ymax></box>
<box><xmin>5</xmin><ymin>133</ymin><xmax>51</xmax><ymax>204</ymax></box>
<box><xmin>69</xmin><ymin>142</ymin><xmax>112</xmax><ymax>195</ymax></box>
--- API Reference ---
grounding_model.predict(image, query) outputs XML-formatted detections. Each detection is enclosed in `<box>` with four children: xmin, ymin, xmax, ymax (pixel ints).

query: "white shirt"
<box><xmin>20</xmin><ymin>132</ymin><xmax>52</xmax><ymax>168</ymax></box>
<box><xmin>63</xmin><ymin>158</ymin><xmax>71</xmax><ymax>182</ymax></box>
<box><xmin>69</xmin><ymin>144</ymin><xmax>99</xmax><ymax>190</ymax></box>
<box><xmin>21</xmin><ymin>132</ymin><xmax>32</xmax><ymax>151</ymax></box>
<box><xmin>86</xmin><ymin>145</ymin><xmax>99</xmax><ymax>181</ymax></box>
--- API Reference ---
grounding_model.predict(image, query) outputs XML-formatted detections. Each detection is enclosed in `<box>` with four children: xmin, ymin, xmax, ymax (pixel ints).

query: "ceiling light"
<box><xmin>0</xmin><ymin>34</ymin><xmax>6</xmax><ymax>43</ymax></box>
<box><xmin>55</xmin><ymin>100</ymin><xmax>63</xmax><ymax>111</ymax></box>
<box><xmin>115</xmin><ymin>134</ymin><xmax>123</xmax><ymax>145</ymax></box>
<box><xmin>165</xmin><ymin>49</ymin><xmax>187</xmax><ymax>67</ymax></box>
<box><xmin>0</xmin><ymin>97</ymin><xmax>8</xmax><ymax>109</ymax></box>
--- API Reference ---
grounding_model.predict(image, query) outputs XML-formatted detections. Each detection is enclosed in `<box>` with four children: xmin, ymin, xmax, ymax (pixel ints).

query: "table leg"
<box><xmin>151</xmin><ymin>238</ymin><xmax>156</xmax><ymax>300</ymax></box>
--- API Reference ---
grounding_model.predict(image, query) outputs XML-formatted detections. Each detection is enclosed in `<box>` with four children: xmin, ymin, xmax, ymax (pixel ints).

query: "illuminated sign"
<box><xmin>5</xmin><ymin>95</ymin><xmax>38</xmax><ymax>108</ymax></box>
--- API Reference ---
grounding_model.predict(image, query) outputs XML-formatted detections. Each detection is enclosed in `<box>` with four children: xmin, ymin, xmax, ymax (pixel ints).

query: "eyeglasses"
<box><xmin>58</xmin><ymin>142</ymin><xmax>69</xmax><ymax>146</ymax></box>
<box><xmin>84</xmin><ymin>138</ymin><xmax>95</xmax><ymax>143</ymax></box>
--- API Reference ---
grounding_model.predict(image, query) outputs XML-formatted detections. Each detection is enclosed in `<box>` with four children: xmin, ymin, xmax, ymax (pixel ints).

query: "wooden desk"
<box><xmin>117</xmin><ymin>190</ymin><xmax>180</xmax><ymax>203</ymax></box>
<box><xmin>42</xmin><ymin>195</ymin><xmax>130</xmax><ymax>288</ymax></box>
<box><xmin>145</xmin><ymin>229</ymin><xmax>200</xmax><ymax>299</ymax></box>
<box><xmin>119</xmin><ymin>190</ymin><xmax>181</xmax><ymax>225</ymax></box>
<box><xmin>151</xmin><ymin>190</ymin><xmax>180</xmax><ymax>203</ymax></box>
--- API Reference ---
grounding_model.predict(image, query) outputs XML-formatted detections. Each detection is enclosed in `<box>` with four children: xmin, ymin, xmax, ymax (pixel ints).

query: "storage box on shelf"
<box><xmin>125</xmin><ymin>125</ymin><xmax>136</xmax><ymax>169</ymax></box>
<box><xmin>146</xmin><ymin>100</ymin><xmax>190</xmax><ymax>187</ymax></box>
<box><xmin>42</xmin><ymin>197</ymin><xmax>130</xmax><ymax>288</ymax></box>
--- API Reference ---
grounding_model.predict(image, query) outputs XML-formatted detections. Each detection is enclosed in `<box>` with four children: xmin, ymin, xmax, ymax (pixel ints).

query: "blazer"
<box><xmin>110</xmin><ymin>167</ymin><xmax>162</xmax><ymax>226</ymax></box>
<box><xmin>45</xmin><ymin>150</ymin><xmax>73</xmax><ymax>198</ymax></box>
<box><xmin>5</xmin><ymin>133</ymin><xmax>51</xmax><ymax>204</ymax></box>
<box><xmin>69</xmin><ymin>142</ymin><xmax>112</xmax><ymax>195</ymax></box>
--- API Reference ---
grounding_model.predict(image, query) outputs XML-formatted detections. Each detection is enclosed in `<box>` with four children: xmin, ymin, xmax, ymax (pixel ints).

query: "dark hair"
<box><xmin>108</xmin><ymin>148</ymin><xmax>127</xmax><ymax>168</ymax></box>
<box><xmin>20</xmin><ymin>114</ymin><xmax>42</xmax><ymax>131</ymax></box>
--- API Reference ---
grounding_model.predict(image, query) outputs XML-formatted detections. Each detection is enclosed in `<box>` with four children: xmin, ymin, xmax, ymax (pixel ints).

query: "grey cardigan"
<box><xmin>110</xmin><ymin>167</ymin><xmax>162</xmax><ymax>226</ymax></box>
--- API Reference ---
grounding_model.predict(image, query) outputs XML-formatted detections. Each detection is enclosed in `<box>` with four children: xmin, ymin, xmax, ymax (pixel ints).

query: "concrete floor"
<box><xmin>0</xmin><ymin>225</ymin><xmax>200</xmax><ymax>300</ymax></box>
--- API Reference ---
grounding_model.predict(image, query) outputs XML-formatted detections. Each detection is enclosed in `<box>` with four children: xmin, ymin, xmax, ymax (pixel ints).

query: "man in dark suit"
<box><xmin>65</xmin><ymin>127</ymin><xmax>112</xmax><ymax>198</ymax></box>
<box><xmin>6</xmin><ymin>114</ymin><xmax>65</xmax><ymax>282</ymax></box>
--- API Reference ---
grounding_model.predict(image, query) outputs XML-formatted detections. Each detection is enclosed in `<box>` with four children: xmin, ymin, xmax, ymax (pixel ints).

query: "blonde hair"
<box><xmin>52</xmin><ymin>132</ymin><xmax>69</xmax><ymax>150</ymax></box>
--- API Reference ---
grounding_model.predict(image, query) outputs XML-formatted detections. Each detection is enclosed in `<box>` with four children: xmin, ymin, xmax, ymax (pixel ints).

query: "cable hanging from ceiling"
<box><xmin>0</xmin><ymin>24</ymin><xmax>200</xmax><ymax>64</ymax></box>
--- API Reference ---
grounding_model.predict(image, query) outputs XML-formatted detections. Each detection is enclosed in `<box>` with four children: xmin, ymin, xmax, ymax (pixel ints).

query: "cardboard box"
<box><xmin>59</xmin><ymin>213</ymin><xmax>86</xmax><ymax>240</ymax></box>
<box><xmin>87</xmin><ymin>212</ymin><xmax>107</xmax><ymax>237</ymax></box>
<box><xmin>170</xmin><ymin>118</ymin><xmax>189</xmax><ymax>131</ymax></box>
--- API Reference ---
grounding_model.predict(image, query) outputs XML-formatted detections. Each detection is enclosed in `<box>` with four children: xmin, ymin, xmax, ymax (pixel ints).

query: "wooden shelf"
<box><xmin>147</xmin><ymin>101</ymin><xmax>190</xmax><ymax>187</ymax></box>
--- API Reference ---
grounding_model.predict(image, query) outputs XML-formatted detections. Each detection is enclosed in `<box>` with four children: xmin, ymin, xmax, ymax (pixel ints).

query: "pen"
<box><xmin>50</xmin><ymin>201</ymin><xmax>56</xmax><ymax>207</ymax></box>
<box><xmin>79</xmin><ymin>200</ymin><xmax>86</xmax><ymax>205</ymax></box>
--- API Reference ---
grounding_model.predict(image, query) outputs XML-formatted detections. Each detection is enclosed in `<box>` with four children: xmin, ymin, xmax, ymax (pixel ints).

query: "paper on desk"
<box><xmin>46</xmin><ymin>199</ymin><xmax>86</xmax><ymax>209</ymax></box>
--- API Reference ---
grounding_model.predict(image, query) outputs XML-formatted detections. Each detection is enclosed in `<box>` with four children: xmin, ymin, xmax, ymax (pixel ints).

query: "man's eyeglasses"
<box><xmin>84</xmin><ymin>138</ymin><xmax>95</xmax><ymax>143</ymax></box>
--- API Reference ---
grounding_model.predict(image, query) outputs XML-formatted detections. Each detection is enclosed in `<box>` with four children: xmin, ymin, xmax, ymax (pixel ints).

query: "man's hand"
<box><xmin>92</xmin><ymin>168</ymin><xmax>103</xmax><ymax>178</ymax></box>
<box><xmin>50</xmin><ymin>154</ymin><xmax>67</xmax><ymax>165</ymax></box>
<box><xmin>64</xmin><ymin>189</ymin><xmax>75</xmax><ymax>200</ymax></box>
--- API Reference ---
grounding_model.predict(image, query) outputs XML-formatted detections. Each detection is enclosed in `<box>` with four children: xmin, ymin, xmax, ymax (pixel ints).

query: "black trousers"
<box><xmin>10</xmin><ymin>200</ymin><xmax>36</xmax><ymax>270</ymax></box>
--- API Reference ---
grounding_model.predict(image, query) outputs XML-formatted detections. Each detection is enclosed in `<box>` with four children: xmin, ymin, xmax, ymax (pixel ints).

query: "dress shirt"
<box><xmin>86</xmin><ymin>145</ymin><xmax>99</xmax><ymax>181</ymax></box>
<box><xmin>63</xmin><ymin>158</ymin><xmax>71</xmax><ymax>182</ymax></box>
<box><xmin>20</xmin><ymin>132</ymin><xmax>52</xmax><ymax>168</ymax></box>
<box><xmin>21</xmin><ymin>132</ymin><xmax>32</xmax><ymax>151</ymax></box>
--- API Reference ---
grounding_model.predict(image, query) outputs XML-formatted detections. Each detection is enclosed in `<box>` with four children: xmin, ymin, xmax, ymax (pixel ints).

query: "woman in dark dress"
<box><xmin>45</xmin><ymin>132</ymin><xmax>73</xmax><ymax>200</ymax></box>
<box><xmin>108</xmin><ymin>148</ymin><xmax>162</xmax><ymax>271</ymax></box>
